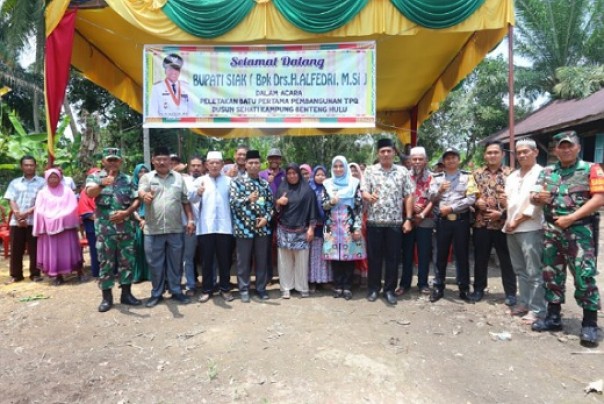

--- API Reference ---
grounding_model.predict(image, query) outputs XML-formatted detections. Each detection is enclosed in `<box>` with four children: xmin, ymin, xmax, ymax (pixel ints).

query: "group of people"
<box><xmin>400</xmin><ymin>132</ymin><xmax>601</xmax><ymax>348</ymax></box>
<box><xmin>4</xmin><ymin>158</ymin><xmax>84</xmax><ymax>286</ymax></box>
<box><xmin>3</xmin><ymin>131</ymin><xmax>601</xmax><ymax>347</ymax></box>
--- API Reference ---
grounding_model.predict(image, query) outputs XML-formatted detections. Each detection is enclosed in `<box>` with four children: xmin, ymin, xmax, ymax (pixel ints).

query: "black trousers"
<box><xmin>367</xmin><ymin>226</ymin><xmax>402</xmax><ymax>293</ymax></box>
<box><xmin>434</xmin><ymin>216</ymin><xmax>470</xmax><ymax>290</ymax></box>
<box><xmin>199</xmin><ymin>233</ymin><xmax>234</xmax><ymax>293</ymax></box>
<box><xmin>472</xmin><ymin>227</ymin><xmax>517</xmax><ymax>296</ymax></box>
<box><xmin>9</xmin><ymin>225</ymin><xmax>39</xmax><ymax>280</ymax></box>
<box><xmin>332</xmin><ymin>260</ymin><xmax>355</xmax><ymax>291</ymax></box>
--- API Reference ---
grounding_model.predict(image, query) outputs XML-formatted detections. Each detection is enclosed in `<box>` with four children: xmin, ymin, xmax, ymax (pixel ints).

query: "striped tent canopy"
<box><xmin>45</xmin><ymin>0</ymin><xmax>513</xmax><ymax>144</ymax></box>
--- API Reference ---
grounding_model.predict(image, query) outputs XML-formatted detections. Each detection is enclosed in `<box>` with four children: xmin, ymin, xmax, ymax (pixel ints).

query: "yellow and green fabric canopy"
<box><xmin>45</xmin><ymin>0</ymin><xmax>513</xmax><ymax>142</ymax></box>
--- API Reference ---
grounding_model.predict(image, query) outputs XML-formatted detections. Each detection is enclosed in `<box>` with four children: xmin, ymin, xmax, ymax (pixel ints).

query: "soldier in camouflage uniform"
<box><xmin>86</xmin><ymin>148</ymin><xmax>142</xmax><ymax>312</ymax></box>
<box><xmin>530</xmin><ymin>131</ymin><xmax>604</xmax><ymax>347</ymax></box>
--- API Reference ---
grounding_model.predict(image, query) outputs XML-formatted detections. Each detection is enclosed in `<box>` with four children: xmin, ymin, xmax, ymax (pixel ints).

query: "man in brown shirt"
<box><xmin>470</xmin><ymin>141</ymin><xmax>516</xmax><ymax>305</ymax></box>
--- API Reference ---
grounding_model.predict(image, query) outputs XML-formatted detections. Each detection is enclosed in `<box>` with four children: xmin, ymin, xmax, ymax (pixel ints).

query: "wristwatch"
<box><xmin>405</xmin><ymin>217</ymin><xmax>414</xmax><ymax>222</ymax></box>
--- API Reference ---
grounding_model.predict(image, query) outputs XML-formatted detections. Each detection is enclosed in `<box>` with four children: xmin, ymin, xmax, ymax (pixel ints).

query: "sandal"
<box><xmin>521</xmin><ymin>312</ymin><xmax>537</xmax><ymax>325</ymax></box>
<box><xmin>511</xmin><ymin>306</ymin><xmax>528</xmax><ymax>317</ymax></box>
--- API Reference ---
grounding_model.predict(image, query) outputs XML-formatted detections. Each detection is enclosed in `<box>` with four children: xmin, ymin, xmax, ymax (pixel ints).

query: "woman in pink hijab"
<box><xmin>299</xmin><ymin>164</ymin><xmax>312</xmax><ymax>182</ymax></box>
<box><xmin>33</xmin><ymin>168</ymin><xmax>83</xmax><ymax>285</ymax></box>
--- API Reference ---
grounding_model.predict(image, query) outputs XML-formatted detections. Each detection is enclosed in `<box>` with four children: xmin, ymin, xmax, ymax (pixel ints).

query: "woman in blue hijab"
<box><xmin>322</xmin><ymin>156</ymin><xmax>366</xmax><ymax>300</ymax></box>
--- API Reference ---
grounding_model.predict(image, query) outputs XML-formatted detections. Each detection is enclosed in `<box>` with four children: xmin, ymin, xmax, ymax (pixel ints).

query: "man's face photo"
<box><xmin>166</xmin><ymin>65</ymin><xmax>180</xmax><ymax>83</ymax></box>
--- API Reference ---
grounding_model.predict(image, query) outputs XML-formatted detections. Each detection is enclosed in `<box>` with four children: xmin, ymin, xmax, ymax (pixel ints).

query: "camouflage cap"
<box><xmin>554</xmin><ymin>130</ymin><xmax>579</xmax><ymax>146</ymax></box>
<box><xmin>103</xmin><ymin>147</ymin><xmax>122</xmax><ymax>160</ymax></box>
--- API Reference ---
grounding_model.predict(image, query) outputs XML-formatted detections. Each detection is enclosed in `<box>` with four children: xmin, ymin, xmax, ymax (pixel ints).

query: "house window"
<box><xmin>594</xmin><ymin>133</ymin><xmax>604</xmax><ymax>163</ymax></box>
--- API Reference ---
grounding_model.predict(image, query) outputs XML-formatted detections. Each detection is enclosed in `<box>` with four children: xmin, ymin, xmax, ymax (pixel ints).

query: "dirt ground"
<box><xmin>1</xmin><ymin>242</ymin><xmax>603</xmax><ymax>403</ymax></box>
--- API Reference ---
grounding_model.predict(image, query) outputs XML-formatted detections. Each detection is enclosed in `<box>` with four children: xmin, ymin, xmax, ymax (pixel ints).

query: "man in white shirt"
<box><xmin>3</xmin><ymin>155</ymin><xmax>44</xmax><ymax>283</ymax></box>
<box><xmin>503</xmin><ymin>139</ymin><xmax>546</xmax><ymax>323</ymax></box>
<box><xmin>182</xmin><ymin>155</ymin><xmax>203</xmax><ymax>296</ymax></box>
<box><xmin>190</xmin><ymin>151</ymin><xmax>234</xmax><ymax>303</ymax></box>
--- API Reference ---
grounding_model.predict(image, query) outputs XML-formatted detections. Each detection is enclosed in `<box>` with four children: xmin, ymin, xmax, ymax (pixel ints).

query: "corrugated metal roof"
<box><xmin>486</xmin><ymin>87</ymin><xmax>604</xmax><ymax>143</ymax></box>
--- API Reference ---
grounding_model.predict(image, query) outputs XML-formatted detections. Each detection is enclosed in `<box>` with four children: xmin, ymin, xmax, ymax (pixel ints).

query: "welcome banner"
<box><xmin>143</xmin><ymin>42</ymin><xmax>376</xmax><ymax>129</ymax></box>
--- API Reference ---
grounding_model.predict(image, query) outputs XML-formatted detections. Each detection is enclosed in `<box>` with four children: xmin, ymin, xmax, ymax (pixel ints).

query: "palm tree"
<box><xmin>554</xmin><ymin>65</ymin><xmax>604</xmax><ymax>99</ymax></box>
<box><xmin>515</xmin><ymin>0</ymin><xmax>604</xmax><ymax>91</ymax></box>
<box><xmin>0</xmin><ymin>0</ymin><xmax>46</xmax><ymax>132</ymax></box>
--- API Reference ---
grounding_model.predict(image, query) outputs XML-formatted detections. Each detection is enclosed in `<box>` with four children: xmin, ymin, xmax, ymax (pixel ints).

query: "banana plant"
<box><xmin>0</xmin><ymin>109</ymin><xmax>70</xmax><ymax>171</ymax></box>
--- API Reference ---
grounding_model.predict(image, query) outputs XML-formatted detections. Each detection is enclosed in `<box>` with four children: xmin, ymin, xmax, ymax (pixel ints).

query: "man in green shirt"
<box><xmin>138</xmin><ymin>146</ymin><xmax>195</xmax><ymax>307</ymax></box>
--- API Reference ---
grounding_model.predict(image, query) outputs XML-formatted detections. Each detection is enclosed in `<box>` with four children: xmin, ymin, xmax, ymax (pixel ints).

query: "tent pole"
<box><xmin>507</xmin><ymin>23</ymin><xmax>515</xmax><ymax>169</ymax></box>
<box><xmin>143</xmin><ymin>127</ymin><xmax>151</xmax><ymax>167</ymax></box>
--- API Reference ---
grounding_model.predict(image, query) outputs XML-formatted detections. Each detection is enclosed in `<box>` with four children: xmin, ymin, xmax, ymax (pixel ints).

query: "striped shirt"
<box><xmin>4</xmin><ymin>176</ymin><xmax>44</xmax><ymax>226</ymax></box>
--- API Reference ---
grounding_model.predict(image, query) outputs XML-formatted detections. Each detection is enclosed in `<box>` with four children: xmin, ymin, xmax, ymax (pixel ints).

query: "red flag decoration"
<box><xmin>44</xmin><ymin>9</ymin><xmax>77</xmax><ymax>166</ymax></box>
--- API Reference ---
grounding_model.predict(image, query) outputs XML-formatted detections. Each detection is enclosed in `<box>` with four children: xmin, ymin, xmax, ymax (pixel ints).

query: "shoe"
<box><xmin>469</xmin><ymin>290</ymin><xmax>484</xmax><ymax>302</ymax></box>
<box><xmin>394</xmin><ymin>287</ymin><xmax>408</xmax><ymax>297</ymax></box>
<box><xmin>98</xmin><ymin>289</ymin><xmax>113</xmax><ymax>312</ymax></box>
<box><xmin>281</xmin><ymin>290</ymin><xmax>291</xmax><ymax>299</ymax></box>
<box><xmin>384</xmin><ymin>291</ymin><xmax>397</xmax><ymax>305</ymax></box>
<box><xmin>343</xmin><ymin>290</ymin><xmax>353</xmax><ymax>300</ymax></box>
<box><xmin>198</xmin><ymin>293</ymin><xmax>211</xmax><ymax>303</ymax></box>
<box><xmin>184</xmin><ymin>289</ymin><xmax>195</xmax><ymax>298</ymax></box>
<box><xmin>171</xmin><ymin>293</ymin><xmax>191</xmax><ymax>304</ymax></box>
<box><xmin>580</xmin><ymin>326</ymin><xmax>599</xmax><ymax>347</ymax></box>
<box><xmin>257</xmin><ymin>291</ymin><xmax>270</xmax><ymax>300</ymax></box>
<box><xmin>120</xmin><ymin>284</ymin><xmax>142</xmax><ymax>306</ymax></box>
<box><xmin>240</xmin><ymin>292</ymin><xmax>250</xmax><ymax>303</ymax></box>
<box><xmin>333</xmin><ymin>289</ymin><xmax>343</xmax><ymax>298</ymax></box>
<box><xmin>531</xmin><ymin>314</ymin><xmax>563</xmax><ymax>332</ymax></box>
<box><xmin>145</xmin><ymin>296</ymin><xmax>163</xmax><ymax>308</ymax></box>
<box><xmin>429</xmin><ymin>288</ymin><xmax>444</xmax><ymax>303</ymax></box>
<box><xmin>459</xmin><ymin>290</ymin><xmax>472</xmax><ymax>302</ymax></box>
<box><xmin>52</xmin><ymin>276</ymin><xmax>64</xmax><ymax>286</ymax></box>
<box><xmin>504</xmin><ymin>295</ymin><xmax>517</xmax><ymax>306</ymax></box>
<box><xmin>300</xmin><ymin>291</ymin><xmax>310</xmax><ymax>298</ymax></box>
<box><xmin>5</xmin><ymin>277</ymin><xmax>24</xmax><ymax>284</ymax></box>
<box><xmin>31</xmin><ymin>276</ymin><xmax>43</xmax><ymax>282</ymax></box>
<box><xmin>220</xmin><ymin>291</ymin><xmax>234</xmax><ymax>302</ymax></box>
<box><xmin>367</xmin><ymin>291</ymin><xmax>378</xmax><ymax>302</ymax></box>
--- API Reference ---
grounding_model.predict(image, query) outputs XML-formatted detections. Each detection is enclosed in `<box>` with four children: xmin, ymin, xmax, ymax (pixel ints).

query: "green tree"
<box><xmin>553</xmin><ymin>65</ymin><xmax>604</xmax><ymax>99</ymax></box>
<box><xmin>418</xmin><ymin>56</ymin><xmax>531</xmax><ymax>165</ymax></box>
<box><xmin>0</xmin><ymin>0</ymin><xmax>46</xmax><ymax>132</ymax></box>
<box><xmin>515</xmin><ymin>0</ymin><xmax>604</xmax><ymax>91</ymax></box>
